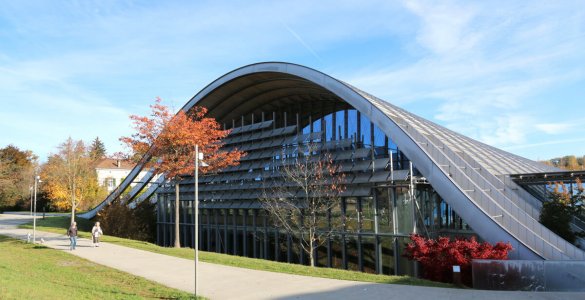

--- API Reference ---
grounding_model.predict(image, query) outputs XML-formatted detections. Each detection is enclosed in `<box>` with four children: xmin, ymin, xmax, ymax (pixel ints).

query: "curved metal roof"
<box><xmin>83</xmin><ymin>62</ymin><xmax>583</xmax><ymax>261</ymax></box>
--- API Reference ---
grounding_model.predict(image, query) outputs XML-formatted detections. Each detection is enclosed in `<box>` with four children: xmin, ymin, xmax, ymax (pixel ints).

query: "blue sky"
<box><xmin>1</xmin><ymin>0</ymin><xmax>584</xmax><ymax>162</ymax></box>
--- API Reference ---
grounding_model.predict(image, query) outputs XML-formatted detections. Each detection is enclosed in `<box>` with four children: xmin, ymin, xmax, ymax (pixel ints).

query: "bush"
<box><xmin>404</xmin><ymin>234</ymin><xmax>512</xmax><ymax>286</ymax></box>
<box><xmin>96</xmin><ymin>200</ymin><xmax>156</xmax><ymax>242</ymax></box>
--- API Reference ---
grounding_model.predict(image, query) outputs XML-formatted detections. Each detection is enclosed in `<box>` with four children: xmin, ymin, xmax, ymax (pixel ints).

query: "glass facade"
<box><xmin>156</xmin><ymin>106</ymin><xmax>475</xmax><ymax>276</ymax></box>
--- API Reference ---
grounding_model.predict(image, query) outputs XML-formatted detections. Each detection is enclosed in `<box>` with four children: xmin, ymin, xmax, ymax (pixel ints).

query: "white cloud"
<box><xmin>535</xmin><ymin>122</ymin><xmax>577</xmax><ymax>135</ymax></box>
<box><xmin>403</xmin><ymin>0</ymin><xmax>479</xmax><ymax>55</ymax></box>
<box><xmin>346</xmin><ymin>0</ymin><xmax>585</xmax><ymax>153</ymax></box>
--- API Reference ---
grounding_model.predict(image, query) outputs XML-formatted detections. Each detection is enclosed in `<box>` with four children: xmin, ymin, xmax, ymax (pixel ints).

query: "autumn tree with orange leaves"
<box><xmin>41</xmin><ymin>138</ymin><xmax>106</xmax><ymax>222</ymax></box>
<box><xmin>120</xmin><ymin>98</ymin><xmax>243</xmax><ymax>248</ymax></box>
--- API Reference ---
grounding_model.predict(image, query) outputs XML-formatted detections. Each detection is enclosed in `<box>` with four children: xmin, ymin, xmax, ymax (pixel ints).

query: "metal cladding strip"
<box><xmin>87</xmin><ymin>62</ymin><xmax>584</xmax><ymax>260</ymax></box>
<box><xmin>128</xmin><ymin>175</ymin><xmax>166</xmax><ymax>209</ymax></box>
<box><xmin>122</xmin><ymin>169</ymin><xmax>156</xmax><ymax>202</ymax></box>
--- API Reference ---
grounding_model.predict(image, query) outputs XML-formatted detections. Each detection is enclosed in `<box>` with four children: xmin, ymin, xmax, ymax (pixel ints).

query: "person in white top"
<box><xmin>91</xmin><ymin>222</ymin><xmax>103</xmax><ymax>247</ymax></box>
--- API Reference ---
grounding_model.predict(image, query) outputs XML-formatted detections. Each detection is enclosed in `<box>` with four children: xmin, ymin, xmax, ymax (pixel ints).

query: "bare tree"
<box><xmin>261</xmin><ymin>143</ymin><xmax>345</xmax><ymax>267</ymax></box>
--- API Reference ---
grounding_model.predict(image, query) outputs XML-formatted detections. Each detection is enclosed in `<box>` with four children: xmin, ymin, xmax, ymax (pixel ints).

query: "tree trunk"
<box><xmin>70</xmin><ymin>182</ymin><xmax>75</xmax><ymax>224</ymax></box>
<box><xmin>71</xmin><ymin>202</ymin><xmax>75</xmax><ymax>225</ymax></box>
<box><xmin>309</xmin><ymin>230</ymin><xmax>315</xmax><ymax>267</ymax></box>
<box><xmin>174</xmin><ymin>182</ymin><xmax>181</xmax><ymax>248</ymax></box>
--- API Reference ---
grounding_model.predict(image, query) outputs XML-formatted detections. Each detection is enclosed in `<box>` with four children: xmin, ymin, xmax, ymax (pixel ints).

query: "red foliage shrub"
<box><xmin>404</xmin><ymin>234</ymin><xmax>512</xmax><ymax>286</ymax></box>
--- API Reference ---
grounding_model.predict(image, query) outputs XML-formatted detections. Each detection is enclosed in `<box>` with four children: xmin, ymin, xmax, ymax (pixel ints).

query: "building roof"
<box><xmin>95</xmin><ymin>158</ymin><xmax>135</xmax><ymax>170</ymax></box>
<box><xmin>83</xmin><ymin>62</ymin><xmax>584</xmax><ymax>261</ymax></box>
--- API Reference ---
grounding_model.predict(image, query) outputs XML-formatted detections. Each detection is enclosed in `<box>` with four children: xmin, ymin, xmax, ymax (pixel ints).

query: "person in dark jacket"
<box><xmin>67</xmin><ymin>222</ymin><xmax>78</xmax><ymax>250</ymax></box>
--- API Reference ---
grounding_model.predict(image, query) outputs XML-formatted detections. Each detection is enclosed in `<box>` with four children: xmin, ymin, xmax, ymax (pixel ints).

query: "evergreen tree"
<box><xmin>89</xmin><ymin>137</ymin><xmax>107</xmax><ymax>160</ymax></box>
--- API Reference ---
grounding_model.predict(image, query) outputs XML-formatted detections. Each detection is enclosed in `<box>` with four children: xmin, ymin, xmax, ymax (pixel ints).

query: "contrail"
<box><xmin>503</xmin><ymin>137</ymin><xmax>585</xmax><ymax>150</ymax></box>
<box><xmin>281</xmin><ymin>22</ymin><xmax>322</xmax><ymax>62</ymax></box>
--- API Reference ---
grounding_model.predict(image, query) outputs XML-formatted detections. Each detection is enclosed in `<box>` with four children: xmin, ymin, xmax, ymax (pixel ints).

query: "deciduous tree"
<box><xmin>541</xmin><ymin>155</ymin><xmax>585</xmax><ymax>170</ymax></box>
<box><xmin>261</xmin><ymin>143</ymin><xmax>345</xmax><ymax>267</ymax></box>
<box><xmin>41</xmin><ymin>138</ymin><xmax>106</xmax><ymax>222</ymax></box>
<box><xmin>0</xmin><ymin>145</ymin><xmax>37</xmax><ymax>210</ymax></box>
<box><xmin>120</xmin><ymin>98</ymin><xmax>243</xmax><ymax>248</ymax></box>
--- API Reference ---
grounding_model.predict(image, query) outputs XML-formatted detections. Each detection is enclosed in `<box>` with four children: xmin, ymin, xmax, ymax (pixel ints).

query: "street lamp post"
<box><xmin>33</xmin><ymin>175</ymin><xmax>40</xmax><ymax>243</ymax></box>
<box><xmin>194</xmin><ymin>144</ymin><xmax>200</xmax><ymax>296</ymax></box>
<box><xmin>193</xmin><ymin>144</ymin><xmax>208</xmax><ymax>297</ymax></box>
<box><xmin>29</xmin><ymin>186</ymin><xmax>33</xmax><ymax>216</ymax></box>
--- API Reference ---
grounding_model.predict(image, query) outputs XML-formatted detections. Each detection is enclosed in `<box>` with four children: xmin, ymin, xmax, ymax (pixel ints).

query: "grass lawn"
<box><xmin>20</xmin><ymin>216</ymin><xmax>452</xmax><ymax>288</ymax></box>
<box><xmin>0</xmin><ymin>235</ymin><xmax>202</xmax><ymax>300</ymax></box>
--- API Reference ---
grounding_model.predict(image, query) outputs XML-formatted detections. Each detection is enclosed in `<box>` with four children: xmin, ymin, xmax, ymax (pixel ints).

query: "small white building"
<box><xmin>95</xmin><ymin>158</ymin><xmax>150</xmax><ymax>192</ymax></box>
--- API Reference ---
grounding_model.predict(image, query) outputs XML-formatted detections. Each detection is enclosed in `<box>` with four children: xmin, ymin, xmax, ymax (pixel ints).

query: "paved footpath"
<box><xmin>1</xmin><ymin>214</ymin><xmax>583</xmax><ymax>300</ymax></box>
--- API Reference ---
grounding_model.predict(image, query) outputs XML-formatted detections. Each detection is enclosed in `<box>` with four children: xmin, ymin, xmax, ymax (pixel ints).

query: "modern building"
<box><xmin>83</xmin><ymin>62</ymin><xmax>585</xmax><ymax>276</ymax></box>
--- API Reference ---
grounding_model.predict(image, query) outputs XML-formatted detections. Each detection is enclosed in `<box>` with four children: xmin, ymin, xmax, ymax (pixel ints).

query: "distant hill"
<box><xmin>539</xmin><ymin>155</ymin><xmax>585</xmax><ymax>171</ymax></box>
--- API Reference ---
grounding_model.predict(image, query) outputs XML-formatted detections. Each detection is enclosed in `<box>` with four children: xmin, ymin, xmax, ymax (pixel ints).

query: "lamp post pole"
<box><xmin>33</xmin><ymin>175</ymin><xmax>40</xmax><ymax>243</ymax></box>
<box><xmin>194</xmin><ymin>144</ymin><xmax>199</xmax><ymax>297</ymax></box>
<box><xmin>29</xmin><ymin>186</ymin><xmax>33</xmax><ymax>216</ymax></box>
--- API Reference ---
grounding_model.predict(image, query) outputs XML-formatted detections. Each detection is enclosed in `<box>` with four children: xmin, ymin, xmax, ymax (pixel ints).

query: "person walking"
<box><xmin>91</xmin><ymin>222</ymin><xmax>103</xmax><ymax>247</ymax></box>
<box><xmin>67</xmin><ymin>222</ymin><xmax>78</xmax><ymax>250</ymax></box>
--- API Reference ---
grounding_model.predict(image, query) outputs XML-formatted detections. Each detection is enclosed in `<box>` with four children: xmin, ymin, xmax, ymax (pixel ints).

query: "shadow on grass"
<box><xmin>32</xmin><ymin>245</ymin><xmax>50</xmax><ymax>250</ymax></box>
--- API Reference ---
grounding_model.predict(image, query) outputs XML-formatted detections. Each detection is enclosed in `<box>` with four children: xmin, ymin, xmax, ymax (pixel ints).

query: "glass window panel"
<box><xmin>237</xmin><ymin>209</ymin><xmax>244</xmax><ymax>226</ymax></box>
<box><xmin>361</xmin><ymin>115</ymin><xmax>371</xmax><ymax>146</ymax></box>
<box><xmin>380</xmin><ymin>237</ymin><xmax>396</xmax><ymax>275</ymax></box>
<box><xmin>361</xmin><ymin>236</ymin><xmax>377</xmax><ymax>274</ymax></box>
<box><xmin>313</xmin><ymin>118</ymin><xmax>321</xmax><ymax>133</ymax></box>
<box><xmin>335</xmin><ymin>110</ymin><xmax>345</xmax><ymax>139</ymax></box>
<box><xmin>290</xmin><ymin>235</ymin><xmax>302</xmax><ymax>265</ymax></box>
<box><xmin>245</xmin><ymin>231</ymin><xmax>255</xmax><ymax>258</ymax></box>
<box><xmin>373</xmin><ymin>125</ymin><xmax>386</xmax><ymax>148</ymax></box>
<box><xmin>345</xmin><ymin>197</ymin><xmax>358</xmax><ymax>232</ymax></box>
<box><xmin>347</xmin><ymin>110</ymin><xmax>357</xmax><ymax>140</ymax></box>
<box><xmin>324</xmin><ymin>113</ymin><xmax>333</xmax><ymax>141</ymax></box>
<box><xmin>330</xmin><ymin>236</ymin><xmax>344</xmax><ymax>269</ymax></box>
<box><xmin>277</xmin><ymin>232</ymin><xmax>287</xmax><ymax>263</ymax></box>
<box><xmin>317</xmin><ymin>244</ymin><xmax>328</xmax><ymax>267</ymax></box>
<box><xmin>346</xmin><ymin>236</ymin><xmax>359</xmax><ymax>271</ymax></box>
<box><xmin>395</xmin><ymin>187</ymin><xmax>414</xmax><ymax>234</ymax></box>
<box><xmin>266</xmin><ymin>230</ymin><xmax>275</xmax><ymax>261</ymax></box>
<box><xmin>218</xmin><ymin>209</ymin><xmax>226</xmax><ymax>225</ymax></box>
<box><xmin>209</xmin><ymin>228</ymin><xmax>216</xmax><ymax>252</ymax></box>
<box><xmin>200</xmin><ymin>228</ymin><xmax>208</xmax><ymax>251</ymax></box>
<box><xmin>247</xmin><ymin>209</ymin><xmax>254</xmax><ymax>226</ymax></box>
<box><xmin>302</xmin><ymin>123</ymin><xmax>310</xmax><ymax>134</ymax></box>
<box><xmin>396</xmin><ymin>236</ymin><xmax>415</xmax><ymax>276</ymax></box>
<box><xmin>375</xmin><ymin>188</ymin><xmax>393</xmax><ymax>233</ymax></box>
<box><xmin>330</xmin><ymin>202</ymin><xmax>343</xmax><ymax>231</ymax></box>
<box><xmin>360</xmin><ymin>197</ymin><xmax>375</xmax><ymax>232</ymax></box>
<box><xmin>236</xmin><ymin>229</ymin><xmax>244</xmax><ymax>256</ymax></box>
